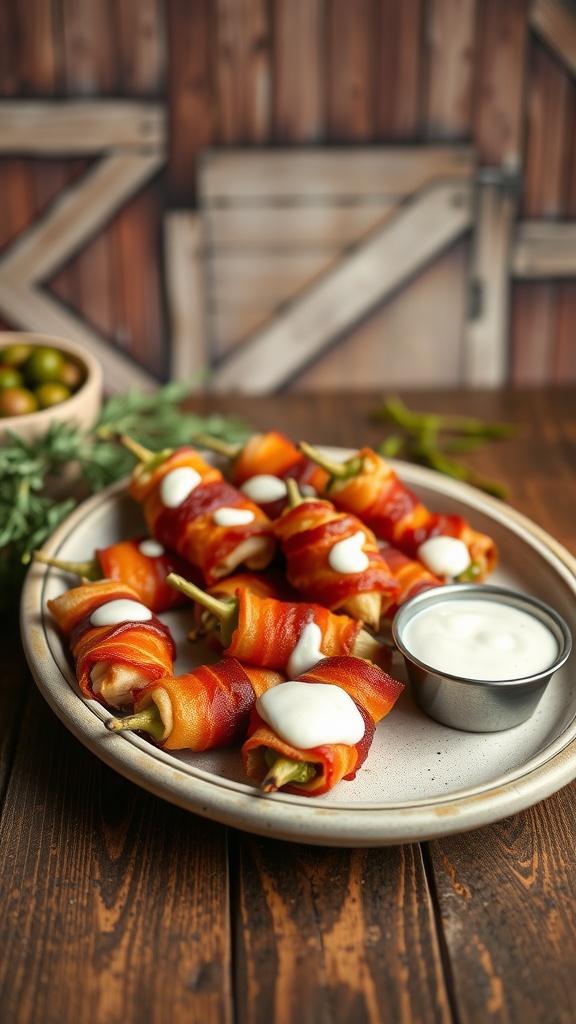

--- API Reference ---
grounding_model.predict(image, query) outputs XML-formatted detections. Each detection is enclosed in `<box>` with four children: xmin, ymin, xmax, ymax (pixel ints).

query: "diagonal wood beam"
<box><xmin>208</xmin><ymin>179</ymin><xmax>474</xmax><ymax>393</ymax></box>
<box><xmin>0</xmin><ymin>150</ymin><xmax>165</xmax><ymax>392</ymax></box>
<box><xmin>530</xmin><ymin>0</ymin><xmax>576</xmax><ymax>76</ymax></box>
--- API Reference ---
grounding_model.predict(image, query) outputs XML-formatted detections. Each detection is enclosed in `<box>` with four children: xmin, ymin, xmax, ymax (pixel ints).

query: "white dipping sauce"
<box><xmin>328</xmin><ymin>530</ymin><xmax>369</xmax><ymax>574</ymax></box>
<box><xmin>213</xmin><ymin>506</ymin><xmax>255</xmax><ymax>526</ymax></box>
<box><xmin>256</xmin><ymin>680</ymin><xmax>365</xmax><ymax>749</ymax></box>
<box><xmin>417</xmin><ymin>536</ymin><xmax>471</xmax><ymax>578</ymax></box>
<box><xmin>160</xmin><ymin>466</ymin><xmax>202</xmax><ymax>508</ymax></box>
<box><xmin>402</xmin><ymin>597</ymin><xmax>558</xmax><ymax>681</ymax></box>
<box><xmin>90</xmin><ymin>599</ymin><xmax>153</xmax><ymax>627</ymax></box>
<box><xmin>286</xmin><ymin>621</ymin><xmax>325</xmax><ymax>677</ymax></box>
<box><xmin>138</xmin><ymin>538</ymin><xmax>165</xmax><ymax>558</ymax></box>
<box><xmin>240</xmin><ymin>474</ymin><xmax>287</xmax><ymax>503</ymax></box>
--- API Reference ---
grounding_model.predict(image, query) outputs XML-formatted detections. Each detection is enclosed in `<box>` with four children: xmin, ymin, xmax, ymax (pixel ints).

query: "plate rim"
<box><xmin>20</xmin><ymin>455</ymin><xmax>576</xmax><ymax>847</ymax></box>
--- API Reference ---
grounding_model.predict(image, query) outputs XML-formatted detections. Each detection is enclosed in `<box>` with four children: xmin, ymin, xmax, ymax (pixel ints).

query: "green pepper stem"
<box><xmin>119</xmin><ymin>434</ymin><xmax>174</xmax><ymax>470</ymax></box>
<box><xmin>285</xmin><ymin>477</ymin><xmax>304</xmax><ymax>509</ymax></box>
<box><xmin>262</xmin><ymin>752</ymin><xmax>317</xmax><ymax>792</ymax></box>
<box><xmin>32</xmin><ymin>550</ymin><xmax>101</xmax><ymax>581</ymax></box>
<box><xmin>192</xmin><ymin>433</ymin><xmax>241</xmax><ymax>460</ymax></box>
<box><xmin>105</xmin><ymin>704</ymin><xmax>165</xmax><ymax>742</ymax></box>
<box><xmin>298</xmin><ymin>441</ymin><xmax>363</xmax><ymax>482</ymax></box>
<box><xmin>165</xmin><ymin>572</ymin><xmax>239</xmax><ymax>647</ymax></box>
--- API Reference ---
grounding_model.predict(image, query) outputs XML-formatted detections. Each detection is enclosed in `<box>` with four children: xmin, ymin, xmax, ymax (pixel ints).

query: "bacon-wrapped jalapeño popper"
<box><xmin>194</xmin><ymin>430</ymin><xmax>329</xmax><ymax>518</ymax></box>
<box><xmin>34</xmin><ymin>536</ymin><xmax>200</xmax><ymax>614</ymax></box>
<box><xmin>299</xmin><ymin>442</ymin><xmax>497</xmax><ymax>582</ymax></box>
<box><xmin>122</xmin><ymin>436</ymin><xmax>277</xmax><ymax>585</ymax></box>
<box><xmin>242</xmin><ymin>655</ymin><xmax>404</xmax><ymax>795</ymax></box>
<box><xmin>47</xmin><ymin>579</ymin><xmax>176</xmax><ymax>709</ymax></box>
<box><xmin>105</xmin><ymin>658</ymin><xmax>283</xmax><ymax>751</ymax></box>
<box><xmin>165</xmin><ymin>573</ymin><xmax>392</xmax><ymax>674</ymax></box>
<box><xmin>188</xmin><ymin>568</ymin><xmax>299</xmax><ymax>643</ymax></box>
<box><xmin>272</xmin><ymin>479</ymin><xmax>399</xmax><ymax>630</ymax></box>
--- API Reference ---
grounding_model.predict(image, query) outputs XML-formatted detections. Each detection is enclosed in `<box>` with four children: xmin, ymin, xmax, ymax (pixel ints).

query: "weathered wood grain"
<box><xmin>512</xmin><ymin>222</ymin><xmax>576</xmax><ymax>278</ymax></box>
<box><xmin>0</xmin><ymin>101</ymin><xmax>166</xmax><ymax>153</ymax></box>
<box><xmin>530</xmin><ymin>0</ymin><xmax>576</xmax><ymax>76</ymax></box>
<box><xmin>272</xmin><ymin>0</ymin><xmax>325</xmax><ymax>142</ymax></box>
<box><xmin>425</xmin><ymin>0</ymin><xmax>477</xmax><ymax>138</ymax></box>
<box><xmin>374</xmin><ymin>0</ymin><xmax>424</xmax><ymax>138</ymax></box>
<box><xmin>215</xmin><ymin>0</ymin><xmax>272</xmax><ymax>143</ymax></box>
<box><xmin>0</xmin><ymin>684</ymin><xmax>232</xmax><ymax>1024</ymax></box>
<box><xmin>208</xmin><ymin>179</ymin><xmax>473</xmax><ymax>391</ymax></box>
<box><xmin>166</xmin><ymin>0</ymin><xmax>214</xmax><ymax>201</ymax></box>
<box><xmin>327</xmin><ymin>0</ymin><xmax>375</xmax><ymax>141</ymax></box>
<box><xmin>474</xmin><ymin>0</ymin><xmax>528</xmax><ymax>165</ymax></box>
<box><xmin>165</xmin><ymin>210</ymin><xmax>208</xmax><ymax>378</ymax></box>
<box><xmin>234</xmin><ymin>836</ymin><xmax>452</xmax><ymax>1024</ymax></box>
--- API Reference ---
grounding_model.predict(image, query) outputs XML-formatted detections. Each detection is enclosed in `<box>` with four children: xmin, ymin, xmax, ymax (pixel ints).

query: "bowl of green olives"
<box><xmin>0</xmin><ymin>332</ymin><xmax>103</xmax><ymax>443</ymax></box>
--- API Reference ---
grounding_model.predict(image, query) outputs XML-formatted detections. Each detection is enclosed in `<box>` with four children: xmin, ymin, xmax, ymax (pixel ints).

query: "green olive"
<box><xmin>0</xmin><ymin>387</ymin><xmax>39</xmax><ymax>417</ymax></box>
<box><xmin>23</xmin><ymin>346</ymin><xmax>66</xmax><ymax>385</ymax></box>
<box><xmin>0</xmin><ymin>366</ymin><xmax>24</xmax><ymax>390</ymax></box>
<box><xmin>59</xmin><ymin>359</ymin><xmax>84</xmax><ymax>390</ymax></box>
<box><xmin>35</xmin><ymin>382</ymin><xmax>72</xmax><ymax>409</ymax></box>
<box><xmin>0</xmin><ymin>343</ymin><xmax>33</xmax><ymax>368</ymax></box>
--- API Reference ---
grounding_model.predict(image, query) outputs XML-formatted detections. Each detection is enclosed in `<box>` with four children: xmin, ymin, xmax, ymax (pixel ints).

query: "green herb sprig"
<box><xmin>0</xmin><ymin>379</ymin><xmax>252</xmax><ymax>611</ymax></box>
<box><xmin>371</xmin><ymin>395</ymin><xmax>515</xmax><ymax>499</ymax></box>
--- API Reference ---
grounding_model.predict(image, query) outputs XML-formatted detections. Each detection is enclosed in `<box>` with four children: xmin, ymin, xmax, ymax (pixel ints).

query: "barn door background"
<box><xmin>0</xmin><ymin>0</ymin><xmax>575</xmax><ymax>394</ymax></box>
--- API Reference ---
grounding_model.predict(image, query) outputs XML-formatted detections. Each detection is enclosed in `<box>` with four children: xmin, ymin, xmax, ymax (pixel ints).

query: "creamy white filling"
<box><xmin>213</xmin><ymin>507</ymin><xmax>256</xmax><ymax>527</ymax></box>
<box><xmin>160</xmin><ymin>466</ymin><xmax>202</xmax><ymax>508</ymax></box>
<box><xmin>240</xmin><ymin>474</ymin><xmax>287</xmax><ymax>503</ymax></box>
<box><xmin>417</xmin><ymin>536</ymin><xmax>471</xmax><ymax>579</ymax></box>
<box><xmin>286</xmin><ymin>621</ymin><xmax>325</xmax><ymax>677</ymax></box>
<box><xmin>90</xmin><ymin>660</ymin><xmax>148</xmax><ymax>708</ymax></box>
<box><xmin>90</xmin><ymin>599</ymin><xmax>153</xmax><ymax>627</ymax></box>
<box><xmin>138</xmin><ymin>538</ymin><xmax>165</xmax><ymax>558</ymax></box>
<box><xmin>328</xmin><ymin>530</ymin><xmax>369</xmax><ymax>574</ymax></box>
<box><xmin>256</xmin><ymin>680</ymin><xmax>365</xmax><ymax>749</ymax></box>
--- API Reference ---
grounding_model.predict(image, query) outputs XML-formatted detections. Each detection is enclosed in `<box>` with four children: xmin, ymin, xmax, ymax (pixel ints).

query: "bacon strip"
<box><xmin>224</xmin><ymin>587</ymin><xmax>363</xmax><ymax>671</ymax></box>
<box><xmin>321</xmin><ymin>448</ymin><xmax>497</xmax><ymax>580</ymax></box>
<box><xmin>232</xmin><ymin>431</ymin><xmax>328</xmax><ymax>493</ymax></box>
<box><xmin>133</xmin><ymin>659</ymin><xmax>283</xmax><ymax>751</ymax></box>
<box><xmin>377</xmin><ymin>544</ymin><xmax>443</xmax><ymax>620</ymax></box>
<box><xmin>47</xmin><ymin>580</ymin><xmax>175</xmax><ymax>703</ymax></box>
<box><xmin>241</xmin><ymin>655</ymin><xmax>404</xmax><ymax>796</ymax></box>
<box><xmin>96</xmin><ymin>536</ymin><xmax>201</xmax><ymax>613</ymax></box>
<box><xmin>128</xmin><ymin>447</ymin><xmax>277</xmax><ymax>585</ymax></box>
<box><xmin>273</xmin><ymin>498</ymin><xmax>399</xmax><ymax>627</ymax></box>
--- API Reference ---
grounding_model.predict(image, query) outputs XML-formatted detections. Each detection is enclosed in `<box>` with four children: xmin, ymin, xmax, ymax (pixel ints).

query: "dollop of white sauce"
<box><xmin>138</xmin><ymin>538</ymin><xmax>165</xmax><ymax>558</ymax></box>
<box><xmin>286</xmin><ymin>621</ymin><xmax>325</xmax><ymax>677</ymax></box>
<box><xmin>90</xmin><ymin>598</ymin><xmax>153</xmax><ymax>627</ymax></box>
<box><xmin>256</xmin><ymin>680</ymin><xmax>365</xmax><ymax>749</ymax></box>
<box><xmin>328</xmin><ymin>530</ymin><xmax>369</xmax><ymax>574</ymax></box>
<box><xmin>417</xmin><ymin>536</ymin><xmax>471</xmax><ymax>578</ymax></box>
<box><xmin>213</xmin><ymin>507</ymin><xmax>256</xmax><ymax>526</ymax></box>
<box><xmin>402</xmin><ymin>597</ymin><xmax>558</xmax><ymax>681</ymax></box>
<box><xmin>160</xmin><ymin>466</ymin><xmax>202</xmax><ymax>508</ymax></box>
<box><xmin>240</xmin><ymin>474</ymin><xmax>287</xmax><ymax>503</ymax></box>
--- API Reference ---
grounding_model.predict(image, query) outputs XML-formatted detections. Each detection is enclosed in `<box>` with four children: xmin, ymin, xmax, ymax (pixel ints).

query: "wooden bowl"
<box><xmin>0</xmin><ymin>332</ymin><xmax>103</xmax><ymax>444</ymax></box>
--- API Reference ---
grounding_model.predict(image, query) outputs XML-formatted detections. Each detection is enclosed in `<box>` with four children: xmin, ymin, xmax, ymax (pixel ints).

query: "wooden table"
<box><xmin>3</xmin><ymin>388</ymin><xmax>576</xmax><ymax>1024</ymax></box>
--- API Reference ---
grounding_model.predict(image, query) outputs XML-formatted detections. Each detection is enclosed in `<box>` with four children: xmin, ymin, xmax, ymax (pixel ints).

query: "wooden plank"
<box><xmin>115</xmin><ymin>0</ymin><xmax>165</xmax><ymax>95</ymax></box>
<box><xmin>208</xmin><ymin>179</ymin><xmax>473</xmax><ymax>392</ymax></box>
<box><xmin>61</xmin><ymin>0</ymin><xmax>117</xmax><ymax>94</ymax></box>
<box><xmin>0</xmin><ymin>100</ymin><xmax>166</xmax><ymax>153</ymax></box>
<box><xmin>207</xmin><ymin>308</ymin><xmax>271</xmax><ymax>355</ymax></box>
<box><xmin>164</xmin><ymin>211</ymin><xmax>209</xmax><ymax>379</ymax></box>
<box><xmin>463</xmin><ymin>182</ymin><xmax>518</xmax><ymax>386</ymax></box>
<box><xmin>374</xmin><ymin>0</ymin><xmax>424</xmax><ymax>137</ymax></box>
<box><xmin>530</xmin><ymin>0</ymin><xmax>576</xmax><ymax>76</ymax></box>
<box><xmin>208</xmin><ymin>251</ymin><xmax>341</xmax><ymax>309</ymax></box>
<box><xmin>215</xmin><ymin>0</ymin><xmax>272</xmax><ymax>143</ymax></box>
<box><xmin>553</xmin><ymin>282</ymin><xmax>576</xmax><ymax>382</ymax></box>
<box><xmin>510</xmin><ymin>281</ymin><xmax>555</xmax><ymax>384</ymax></box>
<box><xmin>293</xmin><ymin>242</ymin><xmax>468</xmax><ymax>391</ymax></box>
<box><xmin>327</xmin><ymin>0</ymin><xmax>375</xmax><ymax>140</ymax></box>
<box><xmin>512</xmin><ymin>222</ymin><xmax>576</xmax><ymax>277</ymax></box>
<box><xmin>522</xmin><ymin>40</ymin><xmax>573</xmax><ymax>217</ymax></box>
<box><xmin>204</xmin><ymin>202</ymin><xmax>396</xmax><ymax>249</ymax></box>
<box><xmin>199</xmin><ymin>146</ymin><xmax>475</xmax><ymax>200</ymax></box>
<box><xmin>474</xmin><ymin>0</ymin><xmax>528</xmax><ymax>165</ymax></box>
<box><xmin>235</xmin><ymin>837</ymin><xmax>452</xmax><ymax>1024</ymax></box>
<box><xmin>272</xmin><ymin>0</ymin><xmax>325</xmax><ymax>141</ymax></box>
<box><xmin>425</xmin><ymin>0</ymin><xmax>477</xmax><ymax>137</ymax></box>
<box><xmin>0</xmin><ymin>151</ymin><xmax>165</xmax><ymax>285</ymax></box>
<box><xmin>166</xmin><ymin>0</ymin><xmax>214</xmax><ymax>201</ymax></box>
<box><xmin>0</xmin><ymin>280</ymin><xmax>158</xmax><ymax>392</ymax></box>
<box><xmin>0</xmin><ymin>0</ymin><xmax>57</xmax><ymax>95</ymax></box>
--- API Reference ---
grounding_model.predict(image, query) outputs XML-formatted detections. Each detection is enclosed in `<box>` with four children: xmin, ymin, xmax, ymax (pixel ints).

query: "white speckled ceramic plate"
<box><xmin>20</xmin><ymin>451</ymin><xmax>576</xmax><ymax>847</ymax></box>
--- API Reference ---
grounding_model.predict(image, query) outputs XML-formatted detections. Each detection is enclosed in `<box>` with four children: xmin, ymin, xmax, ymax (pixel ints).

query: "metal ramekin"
<box><xmin>391</xmin><ymin>584</ymin><xmax>573</xmax><ymax>733</ymax></box>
